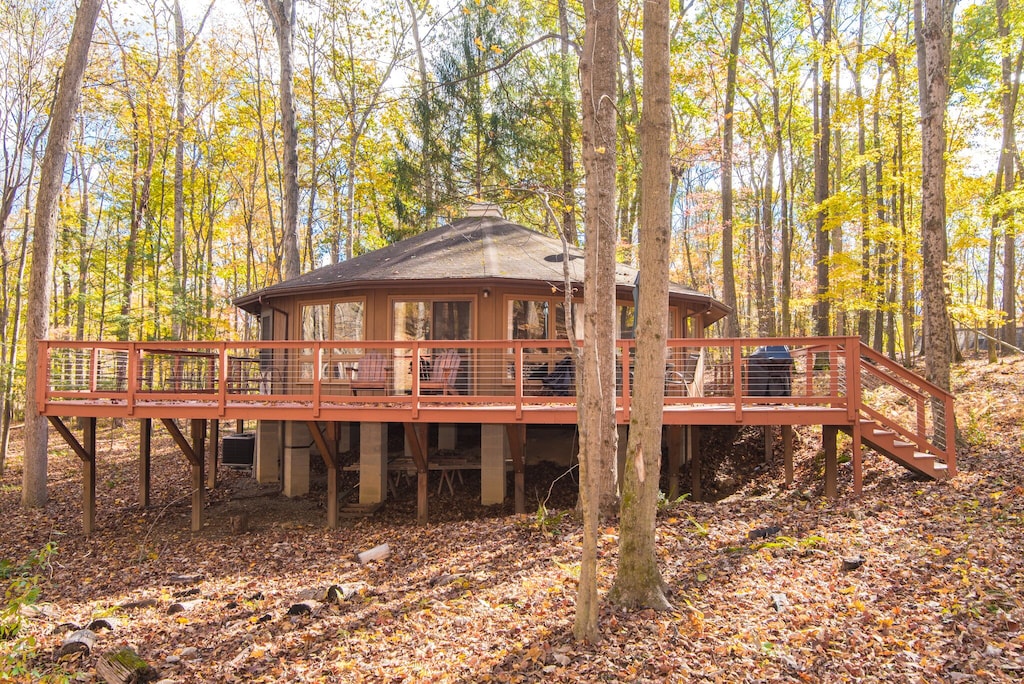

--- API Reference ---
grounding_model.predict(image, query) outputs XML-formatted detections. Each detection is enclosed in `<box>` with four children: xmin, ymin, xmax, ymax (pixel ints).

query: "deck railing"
<box><xmin>38</xmin><ymin>336</ymin><xmax>860</xmax><ymax>416</ymax></box>
<box><xmin>37</xmin><ymin>335</ymin><xmax>956</xmax><ymax>471</ymax></box>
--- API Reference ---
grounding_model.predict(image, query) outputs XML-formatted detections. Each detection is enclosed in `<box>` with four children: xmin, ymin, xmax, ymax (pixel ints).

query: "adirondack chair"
<box><xmin>420</xmin><ymin>349</ymin><xmax>461</xmax><ymax>395</ymax></box>
<box><xmin>350</xmin><ymin>350</ymin><xmax>389</xmax><ymax>395</ymax></box>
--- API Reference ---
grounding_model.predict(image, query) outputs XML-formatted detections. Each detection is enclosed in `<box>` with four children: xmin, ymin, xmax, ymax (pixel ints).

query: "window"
<box><xmin>509</xmin><ymin>300</ymin><xmax>549</xmax><ymax>341</ymax></box>
<box><xmin>301</xmin><ymin>303</ymin><xmax>329</xmax><ymax>340</ymax></box>
<box><xmin>333</xmin><ymin>301</ymin><xmax>364</xmax><ymax>353</ymax></box>
<box><xmin>298</xmin><ymin>299</ymin><xmax>366</xmax><ymax>381</ymax></box>
<box><xmin>392</xmin><ymin>300</ymin><xmax>471</xmax><ymax>341</ymax></box>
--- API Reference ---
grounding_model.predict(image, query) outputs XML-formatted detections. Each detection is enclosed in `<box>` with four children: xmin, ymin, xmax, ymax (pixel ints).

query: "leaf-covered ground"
<box><xmin>1</xmin><ymin>356</ymin><xmax>1023</xmax><ymax>682</ymax></box>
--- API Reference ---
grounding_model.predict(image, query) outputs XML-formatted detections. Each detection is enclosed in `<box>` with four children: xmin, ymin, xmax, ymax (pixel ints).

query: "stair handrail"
<box><xmin>857</xmin><ymin>342</ymin><xmax>956</xmax><ymax>476</ymax></box>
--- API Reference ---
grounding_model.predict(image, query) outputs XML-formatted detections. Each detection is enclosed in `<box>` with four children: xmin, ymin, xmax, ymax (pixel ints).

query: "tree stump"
<box><xmin>96</xmin><ymin>646</ymin><xmax>158</xmax><ymax>684</ymax></box>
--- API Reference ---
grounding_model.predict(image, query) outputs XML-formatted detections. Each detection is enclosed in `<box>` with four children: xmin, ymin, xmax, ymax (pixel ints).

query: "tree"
<box><xmin>22</xmin><ymin>0</ymin><xmax>103</xmax><ymax>506</ymax></box>
<box><xmin>914</xmin><ymin>0</ymin><xmax>954</xmax><ymax>399</ymax></box>
<box><xmin>610</xmin><ymin>0</ymin><xmax>672</xmax><ymax>611</ymax></box>
<box><xmin>812</xmin><ymin>0</ymin><xmax>834</xmax><ymax>342</ymax></box>
<box><xmin>262</xmin><ymin>0</ymin><xmax>301</xmax><ymax>280</ymax></box>
<box><xmin>720</xmin><ymin>0</ymin><xmax>745</xmax><ymax>337</ymax></box>
<box><xmin>574</xmin><ymin>0</ymin><xmax>618</xmax><ymax>643</ymax></box>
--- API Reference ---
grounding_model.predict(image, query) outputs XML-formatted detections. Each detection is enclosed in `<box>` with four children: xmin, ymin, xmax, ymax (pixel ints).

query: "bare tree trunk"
<box><xmin>558</xmin><ymin>0</ymin><xmax>578</xmax><ymax>246</ymax></box>
<box><xmin>22</xmin><ymin>0</ymin><xmax>102</xmax><ymax>507</ymax></box>
<box><xmin>262</xmin><ymin>0</ymin><xmax>301</xmax><ymax>280</ymax></box>
<box><xmin>574</xmin><ymin>0</ymin><xmax>619</xmax><ymax>644</ymax></box>
<box><xmin>914</xmin><ymin>0</ymin><xmax>954</xmax><ymax>397</ymax></box>
<box><xmin>812</xmin><ymin>0</ymin><xmax>833</xmax><ymax>342</ymax></box>
<box><xmin>997</xmin><ymin>0</ymin><xmax>1022</xmax><ymax>349</ymax></box>
<box><xmin>610</xmin><ymin>0</ymin><xmax>672</xmax><ymax>613</ymax></box>
<box><xmin>720</xmin><ymin>0</ymin><xmax>745</xmax><ymax>337</ymax></box>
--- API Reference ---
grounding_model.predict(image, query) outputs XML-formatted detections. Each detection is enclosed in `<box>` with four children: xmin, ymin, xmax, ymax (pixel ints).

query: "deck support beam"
<box><xmin>666</xmin><ymin>426</ymin><xmax>685</xmax><ymax>501</ymax></box>
<box><xmin>206</xmin><ymin>419</ymin><xmax>219</xmax><ymax>490</ymax></box>
<box><xmin>139</xmin><ymin>419</ymin><xmax>151</xmax><ymax>507</ymax></box>
<box><xmin>160</xmin><ymin>418</ymin><xmax>205</xmax><ymax>532</ymax></box>
<box><xmin>823</xmin><ymin>425</ymin><xmax>838</xmax><ymax>500</ymax></box>
<box><xmin>306</xmin><ymin>421</ymin><xmax>339</xmax><ymax>528</ymax></box>
<box><xmin>782</xmin><ymin>425</ymin><xmax>794</xmax><ymax>486</ymax></box>
<box><xmin>359</xmin><ymin>422</ymin><xmax>389</xmax><ymax>507</ymax></box>
<box><xmin>254</xmin><ymin>420</ymin><xmax>281</xmax><ymax>484</ymax></box>
<box><xmin>438</xmin><ymin>424</ymin><xmax>457</xmax><ymax>451</ymax></box>
<box><xmin>283</xmin><ymin>422</ymin><xmax>310</xmax><ymax>498</ymax></box>
<box><xmin>851</xmin><ymin>418</ymin><xmax>863</xmax><ymax>495</ymax></box>
<box><xmin>47</xmin><ymin>416</ymin><xmax>96</xmax><ymax>536</ymax></box>
<box><xmin>690</xmin><ymin>426</ymin><xmax>702</xmax><ymax>502</ymax></box>
<box><xmin>481</xmin><ymin>424</ymin><xmax>508</xmax><ymax>505</ymax></box>
<box><xmin>403</xmin><ymin>423</ymin><xmax>429</xmax><ymax>524</ymax></box>
<box><xmin>505</xmin><ymin>425</ymin><xmax>526</xmax><ymax>514</ymax></box>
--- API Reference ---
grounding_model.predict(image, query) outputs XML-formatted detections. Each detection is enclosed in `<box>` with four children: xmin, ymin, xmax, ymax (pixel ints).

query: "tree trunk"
<box><xmin>262</xmin><ymin>0</ymin><xmax>301</xmax><ymax>280</ymax></box>
<box><xmin>914</xmin><ymin>0</ymin><xmax>954</xmax><ymax>398</ymax></box>
<box><xmin>610</xmin><ymin>0</ymin><xmax>672</xmax><ymax>612</ymax></box>
<box><xmin>574</xmin><ymin>0</ymin><xmax>619</xmax><ymax>644</ymax></box>
<box><xmin>720</xmin><ymin>0</ymin><xmax>745</xmax><ymax>337</ymax></box>
<box><xmin>558</xmin><ymin>0</ymin><xmax>578</xmax><ymax>246</ymax></box>
<box><xmin>996</xmin><ymin>0</ymin><xmax>1021</xmax><ymax>349</ymax></box>
<box><xmin>812</xmin><ymin>0</ymin><xmax>833</xmax><ymax>341</ymax></box>
<box><xmin>22</xmin><ymin>0</ymin><xmax>102</xmax><ymax>507</ymax></box>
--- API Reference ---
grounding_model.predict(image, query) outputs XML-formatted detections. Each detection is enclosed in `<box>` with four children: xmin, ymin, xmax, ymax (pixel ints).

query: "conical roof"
<box><xmin>234</xmin><ymin>216</ymin><xmax>728</xmax><ymax>322</ymax></box>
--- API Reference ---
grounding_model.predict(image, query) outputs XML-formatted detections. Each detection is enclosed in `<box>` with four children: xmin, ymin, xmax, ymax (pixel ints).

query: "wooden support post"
<box><xmin>306</xmin><ymin>421</ymin><xmax>339</xmax><ymax>529</ymax></box>
<box><xmin>83</xmin><ymin>418</ymin><xmax>96</xmax><ymax>536</ymax></box>
<box><xmin>139</xmin><ymin>418</ymin><xmax>151</xmax><ymax>508</ymax></box>
<box><xmin>690</xmin><ymin>426</ymin><xmax>702</xmax><ymax>502</ymax></box>
<box><xmin>782</xmin><ymin>425</ymin><xmax>794</xmax><ymax>486</ymax></box>
<box><xmin>47</xmin><ymin>416</ymin><xmax>97</xmax><ymax>536</ymax></box>
<box><xmin>403</xmin><ymin>423</ymin><xmax>429</xmax><ymax>525</ymax></box>
<box><xmin>764</xmin><ymin>425</ymin><xmax>774</xmax><ymax>463</ymax></box>
<box><xmin>666</xmin><ymin>426</ymin><xmax>683</xmax><ymax>501</ymax></box>
<box><xmin>823</xmin><ymin>425</ymin><xmax>838</xmax><ymax>500</ymax></box>
<box><xmin>206</xmin><ymin>419</ymin><xmax>219</xmax><ymax>490</ymax></box>
<box><xmin>852</xmin><ymin>417</ymin><xmax>863</xmax><ymax>495</ymax></box>
<box><xmin>190</xmin><ymin>419</ymin><xmax>206</xmax><ymax>532</ymax></box>
<box><xmin>505</xmin><ymin>425</ymin><xmax>526</xmax><ymax>515</ymax></box>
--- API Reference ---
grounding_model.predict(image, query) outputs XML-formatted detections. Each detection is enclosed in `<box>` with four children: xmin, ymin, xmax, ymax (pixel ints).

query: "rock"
<box><xmin>164</xmin><ymin>655</ymin><xmax>181</xmax><ymax>665</ymax></box>
<box><xmin>841</xmin><ymin>556</ymin><xmax>866</xmax><ymax>572</ymax></box>
<box><xmin>748</xmin><ymin>526</ymin><xmax>781</xmax><ymax>540</ymax></box>
<box><xmin>180</xmin><ymin>647</ymin><xmax>199</xmax><ymax>659</ymax></box>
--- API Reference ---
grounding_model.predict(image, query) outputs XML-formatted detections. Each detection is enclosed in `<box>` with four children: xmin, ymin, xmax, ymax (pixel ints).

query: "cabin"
<box><xmin>37</xmin><ymin>205</ymin><xmax>956</xmax><ymax>535</ymax></box>
<box><xmin>229</xmin><ymin>204</ymin><xmax>729</xmax><ymax>518</ymax></box>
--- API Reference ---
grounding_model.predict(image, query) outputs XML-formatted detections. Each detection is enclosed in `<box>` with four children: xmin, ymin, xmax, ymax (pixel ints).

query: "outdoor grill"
<box><xmin>746</xmin><ymin>345</ymin><xmax>793</xmax><ymax>397</ymax></box>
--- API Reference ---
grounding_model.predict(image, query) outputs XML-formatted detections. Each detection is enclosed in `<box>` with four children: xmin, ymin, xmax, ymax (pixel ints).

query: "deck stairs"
<box><xmin>841</xmin><ymin>343</ymin><xmax>956</xmax><ymax>482</ymax></box>
<box><xmin>847</xmin><ymin>417</ymin><xmax>951</xmax><ymax>480</ymax></box>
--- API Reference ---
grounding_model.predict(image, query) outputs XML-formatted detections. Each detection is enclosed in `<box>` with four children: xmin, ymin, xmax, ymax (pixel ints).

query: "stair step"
<box><xmin>873</xmin><ymin>429</ymin><xmax>895</xmax><ymax>437</ymax></box>
<box><xmin>893</xmin><ymin>440</ymin><xmax>915</xmax><ymax>448</ymax></box>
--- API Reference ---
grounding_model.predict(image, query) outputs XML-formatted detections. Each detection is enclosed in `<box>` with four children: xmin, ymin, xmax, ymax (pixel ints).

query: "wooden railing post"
<box><xmin>126</xmin><ymin>343</ymin><xmax>138</xmax><ymax>416</ymax></box>
<box><xmin>732</xmin><ymin>338</ymin><xmax>743</xmax><ymax>422</ymax></box>
<box><xmin>218</xmin><ymin>343</ymin><xmax>228</xmax><ymax>417</ymax></box>
<box><xmin>36</xmin><ymin>341</ymin><xmax>49</xmax><ymax>415</ymax></box>
<box><xmin>944</xmin><ymin>393</ymin><xmax>957</xmax><ymax>476</ymax></box>
<box><xmin>514</xmin><ymin>342</ymin><xmax>524</xmax><ymax>420</ymax></box>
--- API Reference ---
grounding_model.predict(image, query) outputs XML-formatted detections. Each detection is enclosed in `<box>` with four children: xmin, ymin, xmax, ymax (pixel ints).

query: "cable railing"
<box><xmin>38</xmin><ymin>337</ymin><xmax>868</xmax><ymax>421</ymax></box>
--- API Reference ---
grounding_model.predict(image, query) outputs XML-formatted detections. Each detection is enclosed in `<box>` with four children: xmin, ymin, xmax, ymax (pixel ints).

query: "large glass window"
<box><xmin>301</xmin><ymin>303</ymin><xmax>329</xmax><ymax>340</ymax></box>
<box><xmin>392</xmin><ymin>300</ymin><xmax>470</xmax><ymax>341</ymax></box>
<box><xmin>298</xmin><ymin>300</ymin><xmax>365</xmax><ymax>381</ymax></box>
<box><xmin>509</xmin><ymin>300</ymin><xmax>549</xmax><ymax>340</ymax></box>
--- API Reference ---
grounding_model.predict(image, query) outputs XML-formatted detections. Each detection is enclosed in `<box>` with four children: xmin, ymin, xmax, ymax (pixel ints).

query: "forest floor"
<box><xmin>1</xmin><ymin>355</ymin><xmax>1023</xmax><ymax>683</ymax></box>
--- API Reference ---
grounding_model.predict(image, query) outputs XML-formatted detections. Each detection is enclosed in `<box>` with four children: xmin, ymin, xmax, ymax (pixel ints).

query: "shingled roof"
<box><xmin>234</xmin><ymin>216</ymin><xmax>728</xmax><ymax>322</ymax></box>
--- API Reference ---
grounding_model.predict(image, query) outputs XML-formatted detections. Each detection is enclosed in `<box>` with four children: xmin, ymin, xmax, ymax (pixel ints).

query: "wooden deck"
<box><xmin>37</xmin><ymin>336</ymin><xmax>956</xmax><ymax>533</ymax></box>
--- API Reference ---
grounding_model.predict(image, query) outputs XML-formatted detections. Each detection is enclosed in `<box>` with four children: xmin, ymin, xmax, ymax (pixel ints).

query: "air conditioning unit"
<box><xmin>222</xmin><ymin>433</ymin><xmax>255</xmax><ymax>468</ymax></box>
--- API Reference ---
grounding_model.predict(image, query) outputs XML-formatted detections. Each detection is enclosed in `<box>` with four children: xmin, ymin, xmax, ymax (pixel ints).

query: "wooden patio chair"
<box><xmin>350</xmin><ymin>350</ymin><xmax>388</xmax><ymax>395</ymax></box>
<box><xmin>420</xmin><ymin>349</ymin><xmax>461</xmax><ymax>395</ymax></box>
